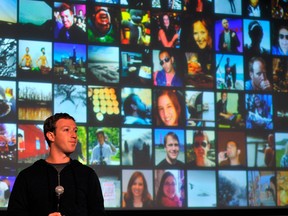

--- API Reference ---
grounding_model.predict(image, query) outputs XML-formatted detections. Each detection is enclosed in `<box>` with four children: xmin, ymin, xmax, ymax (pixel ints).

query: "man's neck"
<box><xmin>46</xmin><ymin>153</ymin><xmax>70</xmax><ymax>164</ymax></box>
<box><xmin>166</xmin><ymin>69</ymin><xmax>175</xmax><ymax>75</ymax></box>
<box><xmin>166</xmin><ymin>157</ymin><xmax>176</xmax><ymax>165</ymax></box>
<box><xmin>230</xmin><ymin>157</ymin><xmax>241</xmax><ymax>166</ymax></box>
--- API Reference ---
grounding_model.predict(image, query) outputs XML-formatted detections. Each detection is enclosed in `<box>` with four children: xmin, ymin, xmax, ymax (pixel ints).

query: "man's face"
<box><xmin>60</xmin><ymin>9</ymin><xmax>74</xmax><ymax>29</ymax></box>
<box><xmin>193</xmin><ymin>135</ymin><xmax>209</xmax><ymax>159</ymax></box>
<box><xmin>159</xmin><ymin>52</ymin><xmax>174</xmax><ymax>74</ymax></box>
<box><xmin>250</xmin><ymin>60</ymin><xmax>267</xmax><ymax>89</ymax></box>
<box><xmin>226</xmin><ymin>141</ymin><xmax>238</xmax><ymax>159</ymax></box>
<box><xmin>279</xmin><ymin>28</ymin><xmax>288</xmax><ymax>52</ymax></box>
<box><xmin>250</xmin><ymin>0</ymin><xmax>259</xmax><ymax>7</ymax></box>
<box><xmin>133</xmin><ymin>95</ymin><xmax>147</xmax><ymax>117</ymax></box>
<box><xmin>221</xmin><ymin>93</ymin><xmax>227</xmax><ymax>103</ymax></box>
<box><xmin>222</xmin><ymin>19</ymin><xmax>229</xmax><ymax>30</ymax></box>
<box><xmin>165</xmin><ymin>135</ymin><xmax>180</xmax><ymax>161</ymax></box>
<box><xmin>97</xmin><ymin>132</ymin><xmax>105</xmax><ymax>144</ymax></box>
<box><xmin>53</xmin><ymin>119</ymin><xmax>78</xmax><ymax>154</ymax></box>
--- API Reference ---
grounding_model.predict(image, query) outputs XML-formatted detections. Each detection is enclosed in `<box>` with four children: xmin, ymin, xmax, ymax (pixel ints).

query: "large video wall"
<box><xmin>0</xmin><ymin>0</ymin><xmax>288</xmax><ymax>212</ymax></box>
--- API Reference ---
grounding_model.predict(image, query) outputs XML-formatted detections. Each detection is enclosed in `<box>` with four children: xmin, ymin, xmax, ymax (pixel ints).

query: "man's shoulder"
<box><xmin>92</xmin><ymin>143</ymin><xmax>100</xmax><ymax>149</ymax></box>
<box><xmin>156</xmin><ymin>159</ymin><xmax>168</xmax><ymax>167</ymax></box>
<box><xmin>261</xmin><ymin>47</ymin><xmax>269</xmax><ymax>54</ymax></box>
<box><xmin>124</xmin><ymin>116</ymin><xmax>148</xmax><ymax>125</ymax></box>
<box><xmin>103</xmin><ymin>142</ymin><xmax>112</xmax><ymax>149</ymax></box>
<box><xmin>157</xmin><ymin>69</ymin><xmax>165</xmax><ymax>76</ymax></box>
<box><xmin>71</xmin><ymin>160</ymin><xmax>95</xmax><ymax>172</ymax></box>
<box><xmin>216</xmin><ymin>99</ymin><xmax>223</xmax><ymax>105</ymax></box>
<box><xmin>175</xmin><ymin>160</ymin><xmax>185</xmax><ymax>168</ymax></box>
<box><xmin>17</xmin><ymin>159</ymin><xmax>47</xmax><ymax>176</ymax></box>
<box><xmin>70</xmin><ymin>25</ymin><xmax>86</xmax><ymax>38</ymax></box>
<box><xmin>176</xmin><ymin>160</ymin><xmax>185</xmax><ymax>165</ymax></box>
<box><xmin>71</xmin><ymin>24</ymin><xmax>85</xmax><ymax>32</ymax></box>
<box><xmin>157</xmin><ymin>159</ymin><xmax>185</xmax><ymax>168</ymax></box>
<box><xmin>73</xmin><ymin>163</ymin><xmax>100</xmax><ymax>179</ymax></box>
<box><xmin>245</xmin><ymin>80</ymin><xmax>253</xmax><ymax>90</ymax></box>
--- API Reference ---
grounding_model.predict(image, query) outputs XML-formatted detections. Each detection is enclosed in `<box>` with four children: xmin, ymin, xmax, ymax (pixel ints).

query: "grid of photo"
<box><xmin>0</xmin><ymin>0</ymin><xmax>288</xmax><ymax>211</ymax></box>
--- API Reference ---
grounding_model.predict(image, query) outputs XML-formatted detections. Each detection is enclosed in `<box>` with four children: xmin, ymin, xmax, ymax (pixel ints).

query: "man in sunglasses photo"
<box><xmin>153</xmin><ymin>49</ymin><xmax>183</xmax><ymax>87</ymax></box>
<box><xmin>187</xmin><ymin>130</ymin><xmax>215</xmax><ymax>167</ymax></box>
<box><xmin>272</xmin><ymin>24</ymin><xmax>288</xmax><ymax>56</ymax></box>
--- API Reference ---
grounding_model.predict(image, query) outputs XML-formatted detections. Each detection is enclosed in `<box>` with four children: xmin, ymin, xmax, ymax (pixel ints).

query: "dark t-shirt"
<box><xmin>156</xmin><ymin>158</ymin><xmax>185</xmax><ymax>169</ymax></box>
<box><xmin>58</xmin><ymin>24</ymin><xmax>86</xmax><ymax>42</ymax></box>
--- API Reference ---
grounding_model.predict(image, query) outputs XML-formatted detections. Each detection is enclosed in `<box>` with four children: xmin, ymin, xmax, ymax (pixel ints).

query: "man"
<box><xmin>123</xmin><ymin>93</ymin><xmax>151</xmax><ymax>125</ymax></box>
<box><xmin>264</xmin><ymin>133</ymin><xmax>275</xmax><ymax>167</ymax></box>
<box><xmin>153</xmin><ymin>49</ymin><xmax>183</xmax><ymax>87</ymax></box>
<box><xmin>157</xmin><ymin>131</ymin><xmax>184</xmax><ymax>169</ymax></box>
<box><xmin>224</xmin><ymin>57</ymin><xmax>236</xmax><ymax>89</ymax></box>
<box><xmin>245</xmin><ymin>0</ymin><xmax>269</xmax><ymax>17</ymax></box>
<box><xmin>244</xmin><ymin>20</ymin><xmax>269</xmax><ymax>54</ymax></box>
<box><xmin>216</xmin><ymin>92</ymin><xmax>243</xmax><ymax>128</ymax></box>
<box><xmin>188</xmin><ymin>130</ymin><xmax>215</xmax><ymax>167</ymax></box>
<box><xmin>19</xmin><ymin>47</ymin><xmax>32</xmax><ymax>68</ymax></box>
<box><xmin>56</xmin><ymin>3</ymin><xmax>86</xmax><ymax>42</ymax></box>
<box><xmin>7</xmin><ymin>113</ymin><xmax>106</xmax><ymax>216</ymax></box>
<box><xmin>90</xmin><ymin>128</ymin><xmax>116</xmax><ymax>165</ymax></box>
<box><xmin>247</xmin><ymin>0</ymin><xmax>261</xmax><ymax>17</ymax></box>
<box><xmin>218</xmin><ymin>18</ymin><xmax>241</xmax><ymax>52</ymax></box>
<box><xmin>218</xmin><ymin>140</ymin><xmax>243</xmax><ymax>167</ymax></box>
<box><xmin>245</xmin><ymin>56</ymin><xmax>272</xmax><ymax>91</ymax></box>
<box><xmin>36</xmin><ymin>47</ymin><xmax>51</xmax><ymax>74</ymax></box>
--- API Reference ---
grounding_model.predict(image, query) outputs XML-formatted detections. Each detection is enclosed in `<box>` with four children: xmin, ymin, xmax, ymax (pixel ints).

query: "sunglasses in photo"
<box><xmin>193</xmin><ymin>141</ymin><xmax>208</xmax><ymax>148</ymax></box>
<box><xmin>160</xmin><ymin>57</ymin><xmax>170</xmax><ymax>66</ymax></box>
<box><xmin>279</xmin><ymin>34</ymin><xmax>288</xmax><ymax>40</ymax></box>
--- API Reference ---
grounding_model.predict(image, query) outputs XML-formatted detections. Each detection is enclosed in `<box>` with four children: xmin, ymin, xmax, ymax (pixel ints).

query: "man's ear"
<box><xmin>171</xmin><ymin>56</ymin><xmax>174</xmax><ymax>63</ymax></box>
<box><xmin>237</xmin><ymin>149</ymin><xmax>241</xmax><ymax>155</ymax></box>
<box><xmin>46</xmin><ymin>131</ymin><xmax>55</xmax><ymax>142</ymax></box>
